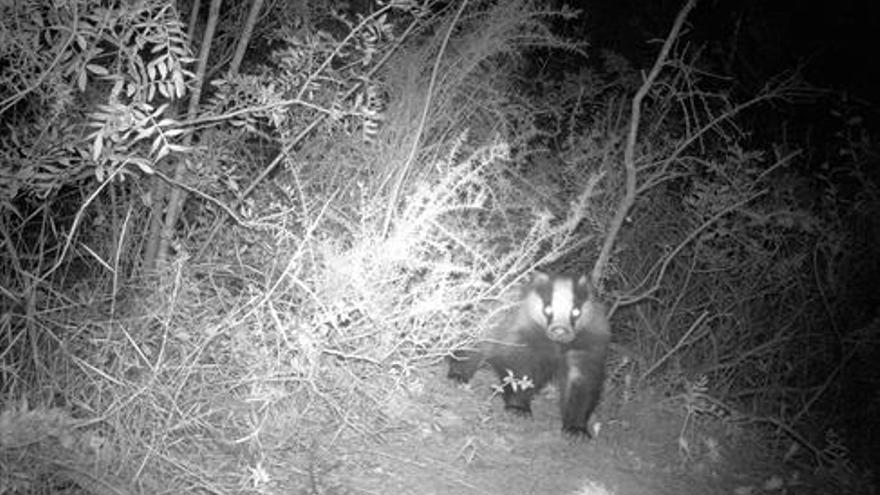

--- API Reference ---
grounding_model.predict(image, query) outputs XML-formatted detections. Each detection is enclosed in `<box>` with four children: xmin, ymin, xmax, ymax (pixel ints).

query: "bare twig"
<box><xmin>642</xmin><ymin>310</ymin><xmax>708</xmax><ymax>379</ymax></box>
<box><xmin>155</xmin><ymin>0</ymin><xmax>221</xmax><ymax>268</ymax></box>
<box><xmin>35</xmin><ymin>165</ymin><xmax>127</xmax><ymax>284</ymax></box>
<box><xmin>228</xmin><ymin>0</ymin><xmax>265</xmax><ymax>76</ymax></box>
<box><xmin>151</xmin><ymin>168</ymin><xmax>245</xmax><ymax>226</ymax></box>
<box><xmin>592</xmin><ymin>0</ymin><xmax>698</xmax><ymax>286</ymax></box>
<box><xmin>381</xmin><ymin>0</ymin><xmax>470</xmax><ymax>239</ymax></box>
<box><xmin>295</xmin><ymin>5</ymin><xmax>396</xmax><ymax>102</ymax></box>
<box><xmin>622</xmin><ymin>189</ymin><xmax>767</xmax><ymax>305</ymax></box>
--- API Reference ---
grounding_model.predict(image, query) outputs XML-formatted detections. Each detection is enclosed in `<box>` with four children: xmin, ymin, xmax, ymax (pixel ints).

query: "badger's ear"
<box><xmin>531</xmin><ymin>270</ymin><xmax>551</xmax><ymax>285</ymax></box>
<box><xmin>577</xmin><ymin>274</ymin><xmax>593</xmax><ymax>293</ymax></box>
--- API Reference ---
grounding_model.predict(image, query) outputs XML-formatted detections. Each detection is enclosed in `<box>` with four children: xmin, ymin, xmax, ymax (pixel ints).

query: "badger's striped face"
<box><xmin>524</xmin><ymin>271</ymin><xmax>593</xmax><ymax>343</ymax></box>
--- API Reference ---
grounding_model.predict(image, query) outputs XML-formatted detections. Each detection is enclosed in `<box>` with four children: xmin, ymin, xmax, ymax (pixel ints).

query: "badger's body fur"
<box><xmin>448</xmin><ymin>271</ymin><xmax>611</xmax><ymax>437</ymax></box>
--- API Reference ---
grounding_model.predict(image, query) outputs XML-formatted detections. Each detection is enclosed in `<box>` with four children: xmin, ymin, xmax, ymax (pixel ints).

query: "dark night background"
<box><xmin>583</xmin><ymin>0</ymin><xmax>879</xmax><ymax>98</ymax></box>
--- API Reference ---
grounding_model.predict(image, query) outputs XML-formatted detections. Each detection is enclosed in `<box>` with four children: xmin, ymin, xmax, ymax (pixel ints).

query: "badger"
<box><xmin>448</xmin><ymin>271</ymin><xmax>611</xmax><ymax>437</ymax></box>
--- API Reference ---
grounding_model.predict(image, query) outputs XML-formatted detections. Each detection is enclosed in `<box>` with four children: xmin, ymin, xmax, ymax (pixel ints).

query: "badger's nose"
<box><xmin>547</xmin><ymin>325</ymin><xmax>575</xmax><ymax>343</ymax></box>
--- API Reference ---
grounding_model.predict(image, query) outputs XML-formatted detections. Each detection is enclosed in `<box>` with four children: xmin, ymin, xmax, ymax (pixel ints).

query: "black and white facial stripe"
<box><xmin>525</xmin><ymin>273</ymin><xmax>594</xmax><ymax>343</ymax></box>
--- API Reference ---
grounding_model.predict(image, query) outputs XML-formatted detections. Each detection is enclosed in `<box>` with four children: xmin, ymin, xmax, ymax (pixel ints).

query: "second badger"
<box><xmin>448</xmin><ymin>271</ymin><xmax>611</xmax><ymax>437</ymax></box>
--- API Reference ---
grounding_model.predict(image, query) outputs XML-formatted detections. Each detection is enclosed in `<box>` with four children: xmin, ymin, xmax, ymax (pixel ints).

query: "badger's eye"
<box><xmin>543</xmin><ymin>305</ymin><xmax>553</xmax><ymax>317</ymax></box>
<box><xmin>571</xmin><ymin>307</ymin><xmax>581</xmax><ymax>319</ymax></box>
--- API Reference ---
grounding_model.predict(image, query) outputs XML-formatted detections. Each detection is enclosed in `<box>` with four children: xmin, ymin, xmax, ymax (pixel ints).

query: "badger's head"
<box><xmin>523</xmin><ymin>271</ymin><xmax>599</xmax><ymax>343</ymax></box>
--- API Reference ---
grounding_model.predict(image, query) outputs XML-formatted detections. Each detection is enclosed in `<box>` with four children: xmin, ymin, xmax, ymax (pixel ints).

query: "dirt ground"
<box><xmin>276</xmin><ymin>362</ymin><xmax>857</xmax><ymax>495</ymax></box>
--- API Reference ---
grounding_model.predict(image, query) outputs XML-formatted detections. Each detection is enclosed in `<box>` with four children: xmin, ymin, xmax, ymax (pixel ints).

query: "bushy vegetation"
<box><xmin>1</xmin><ymin>0</ymin><xmax>877</xmax><ymax>493</ymax></box>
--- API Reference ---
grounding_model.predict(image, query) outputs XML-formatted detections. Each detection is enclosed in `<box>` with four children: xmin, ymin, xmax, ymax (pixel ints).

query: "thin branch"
<box><xmin>592</xmin><ymin>0</ymin><xmax>698</xmax><ymax>287</ymax></box>
<box><xmin>35</xmin><ymin>165</ymin><xmax>126</xmax><ymax>285</ymax></box>
<box><xmin>381</xmin><ymin>0</ymin><xmax>470</xmax><ymax>239</ymax></box>
<box><xmin>155</xmin><ymin>0</ymin><xmax>222</xmax><ymax>268</ymax></box>
<box><xmin>0</xmin><ymin>2</ymin><xmax>79</xmax><ymax>116</ymax></box>
<box><xmin>194</xmin><ymin>11</ymin><xmax>422</xmax><ymax>260</ymax></box>
<box><xmin>295</xmin><ymin>5</ymin><xmax>396</xmax><ymax>102</ymax></box>
<box><xmin>622</xmin><ymin>189</ymin><xmax>767</xmax><ymax>305</ymax></box>
<box><xmin>228</xmin><ymin>0</ymin><xmax>265</xmax><ymax>77</ymax></box>
<box><xmin>150</xmin><ymin>168</ymin><xmax>245</xmax><ymax>226</ymax></box>
<box><xmin>642</xmin><ymin>310</ymin><xmax>708</xmax><ymax>379</ymax></box>
<box><xmin>238</xmin><ymin>18</ymin><xmax>421</xmax><ymax>200</ymax></box>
